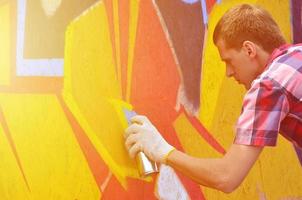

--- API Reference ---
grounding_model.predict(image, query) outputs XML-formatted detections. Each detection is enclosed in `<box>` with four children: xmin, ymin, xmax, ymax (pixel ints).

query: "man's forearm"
<box><xmin>165</xmin><ymin>144</ymin><xmax>263</xmax><ymax>193</ymax></box>
<box><xmin>166</xmin><ymin>150</ymin><xmax>232</xmax><ymax>192</ymax></box>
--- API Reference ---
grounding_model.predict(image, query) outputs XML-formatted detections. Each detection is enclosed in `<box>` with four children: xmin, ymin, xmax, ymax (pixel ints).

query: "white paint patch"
<box><xmin>40</xmin><ymin>0</ymin><xmax>62</xmax><ymax>17</ymax></box>
<box><xmin>156</xmin><ymin>165</ymin><xmax>189</xmax><ymax>200</ymax></box>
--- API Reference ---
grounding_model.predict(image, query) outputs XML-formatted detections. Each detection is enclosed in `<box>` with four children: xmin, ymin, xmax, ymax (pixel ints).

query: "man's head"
<box><xmin>213</xmin><ymin>4</ymin><xmax>286</xmax><ymax>89</ymax></box>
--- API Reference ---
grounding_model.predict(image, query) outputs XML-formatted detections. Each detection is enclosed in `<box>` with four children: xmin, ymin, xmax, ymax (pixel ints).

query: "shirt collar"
<box><xmin>266</xmin><ymin>44</ymin><xmax>291</xmax><ymax>67</ymax></box>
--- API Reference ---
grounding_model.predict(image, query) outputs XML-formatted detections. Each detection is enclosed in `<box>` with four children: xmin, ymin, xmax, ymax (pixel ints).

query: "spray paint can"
<box><xmin>136</xmin><ymin>152</ymin><xmax>158</xmax><ymax>177</ymax></box>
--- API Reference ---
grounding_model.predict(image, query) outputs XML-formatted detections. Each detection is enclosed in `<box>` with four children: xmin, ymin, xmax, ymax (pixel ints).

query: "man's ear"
<box><xmin>242</xmin><ymin>41</ymin><xmax>257</xmax><ymax>58</ymax></box>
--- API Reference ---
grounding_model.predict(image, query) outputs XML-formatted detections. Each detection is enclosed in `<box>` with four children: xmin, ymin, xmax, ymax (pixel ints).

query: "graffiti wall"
<box><xmin>0</xmin><ymin>0</ymin><xmax>301</xmax><ymax>199</ymax></box>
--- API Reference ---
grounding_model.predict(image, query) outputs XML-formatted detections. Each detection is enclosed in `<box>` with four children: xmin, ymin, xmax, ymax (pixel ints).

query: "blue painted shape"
<box><xmin>200</xmin><ymin>0</ymin><xmax>208</xmax><ymax>25</ymax></box>
<box><xmin>294</xmin><ymin>145</ymin><xmax>302</xmax><ymax>166</ymax></box>
<box><xmin>123</xmin><ymin>108</ymin><xmax>137</xmax><ymax>126</ymax></box>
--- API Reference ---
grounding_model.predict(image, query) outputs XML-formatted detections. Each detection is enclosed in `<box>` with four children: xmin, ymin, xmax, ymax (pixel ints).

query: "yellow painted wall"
<box><xmin>0</xmin><ymin>94</ymin><xmax>100</xmax><ymax>199</ymax></box>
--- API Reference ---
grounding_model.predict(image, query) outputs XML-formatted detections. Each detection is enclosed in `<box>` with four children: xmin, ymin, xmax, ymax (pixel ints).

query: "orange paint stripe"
<box><xmin>113</xmin><ymin>0</ymin><xmax>122</xmax><ymax>90</ymax></box>
<box><xmin>181</xmin><ymin>107</ymin><xmax>226</xmax><ymax>154</ymax></box>
<box><xmin>118</xmin><ymin>0</ymin><xmax>129</xmax><ymax>100</ymax></box>
<box><xmin>125</xmin><ymin>1</ymin><xmax>140</xmax><ymax>103</ymax></box>
<box><xmin>0</xmin><ymin>107</ymin><xmax>31</xmax><ymax>191</ymax></box>
<box><xmin>57</xmin><ymin>94</ymin><xmax>110</xmax><ymax>192</ymax></box>
<box><xmin>0</xmin><ymin>77</ymin><xmax>63</xmax><ymax>93</ymax></box>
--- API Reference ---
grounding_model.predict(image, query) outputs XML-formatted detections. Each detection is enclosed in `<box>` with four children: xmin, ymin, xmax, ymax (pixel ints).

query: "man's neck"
<box><xmin>256</xmin><ymin>48</ymin><xmax>271</xmax><ymax>73</ymax></box>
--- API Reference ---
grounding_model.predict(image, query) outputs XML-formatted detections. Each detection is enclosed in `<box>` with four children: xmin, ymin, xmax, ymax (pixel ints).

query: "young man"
<box><xmin>124</xmin><ymin>4</ymin><xmax>302</xmax><ymax>193</ymax></box>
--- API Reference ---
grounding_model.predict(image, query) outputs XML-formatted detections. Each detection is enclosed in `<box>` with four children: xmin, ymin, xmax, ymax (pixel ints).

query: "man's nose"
<box><xmin>226</xmin><ymin>66</ymin><xmax>234</xmax><ymax>77</ymax></box>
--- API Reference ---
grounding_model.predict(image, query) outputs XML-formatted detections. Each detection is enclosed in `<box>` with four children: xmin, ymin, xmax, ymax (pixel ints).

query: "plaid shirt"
<box><xmin>234</xmin><ymin>44</ymin><xmax>302</xmax><ymax>148</ymax></box>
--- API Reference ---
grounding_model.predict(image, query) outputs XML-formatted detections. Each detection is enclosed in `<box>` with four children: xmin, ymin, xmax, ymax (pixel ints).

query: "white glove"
<box><xmin>124</xmin><ymin>115</ymin><xmax>175</xmax><ymax>164</ymax></box>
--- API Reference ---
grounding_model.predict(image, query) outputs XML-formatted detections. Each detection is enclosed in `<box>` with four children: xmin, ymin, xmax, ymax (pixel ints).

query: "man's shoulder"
<box><xmin>273</xmin><ymin>44</ymin><xmax>302</xmax><ymax>68</ymax></box>
<box><xmin>256</xmin><ymin>45</ymin><xmax>302</xmax><ymax>100</ymax></box>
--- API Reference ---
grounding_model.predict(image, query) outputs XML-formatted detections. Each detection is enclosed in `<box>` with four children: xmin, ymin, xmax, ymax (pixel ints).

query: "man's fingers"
<box><xmin>125</xmin><ymin>115</ymin><xmax>150</xmax><ymax>159</ymax></box>
<box><xmin>130</xmin><ymin>115</ymin><xmax>150</xmax><ymax>125</ymax></box>
<box><xmin>125</xmin><ymin>133</ymin><xmax>139</xmax><ymax>151</ymax></box>
<box><xmin>124</xmin><ymin>123</ymin><xmax>141</xmax><ymax>138</ymax></box>
<box><xmin>128</xmin><ymin>142</ymin><xmax>142</xmax><ymax>159</ymax></box>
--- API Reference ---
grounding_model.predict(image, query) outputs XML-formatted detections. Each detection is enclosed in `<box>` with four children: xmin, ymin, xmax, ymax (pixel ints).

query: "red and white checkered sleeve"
<box><xmin>234</xmin><ymin>79</ymin><xmax>289</xmax><ymax>146</ymax></box>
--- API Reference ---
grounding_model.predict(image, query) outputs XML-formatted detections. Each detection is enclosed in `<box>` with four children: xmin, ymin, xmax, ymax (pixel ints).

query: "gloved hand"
<box><xmin>124</xmin><ymin>115</ymin><xmax>175</xmax><ymax>164</ymax></box>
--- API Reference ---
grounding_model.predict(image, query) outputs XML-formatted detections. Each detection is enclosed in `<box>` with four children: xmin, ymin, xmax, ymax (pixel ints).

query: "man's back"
<box><xmin>235</xmin><ymin>44</ymin><xmax>302</xmax><ymax>148</ymax></box>
<box><xmin>264</xmin><ymin>44</ymin><xmax>302</xmax><ymax>148</ymax></box>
